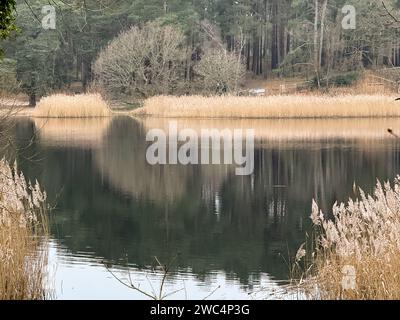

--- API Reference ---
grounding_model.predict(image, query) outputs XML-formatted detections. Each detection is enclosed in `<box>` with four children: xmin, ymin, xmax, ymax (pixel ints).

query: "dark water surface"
<box><xmin>10</xmin><ymin>116</ymin><xmax>400</xmax><ymax>299</ymax></box>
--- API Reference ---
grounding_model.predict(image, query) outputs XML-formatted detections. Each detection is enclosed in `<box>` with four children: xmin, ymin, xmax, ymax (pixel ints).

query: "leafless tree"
<box><xmin>93</xmin><ymin>22</ymin><xmax>186</xmax><ymax>98</ymax></box>
<box><xmin>194</xmin><ymin>49</ymin><xmax>246</xmax><ymax>95</ymax></box>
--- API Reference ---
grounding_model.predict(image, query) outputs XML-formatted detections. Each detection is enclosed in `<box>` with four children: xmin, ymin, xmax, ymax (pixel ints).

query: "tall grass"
<box><xmin>137</xmin><ymin>95</ymin><xmax>400</xmax><ymax>119</ymax></box>
<box><xmin>0</xmin><ymin>159</ymin><xmax>49</xmax><ymax>300</ymax></box>
<box><xmin>33</xmin><ymin>93</ymin><xmax>111</xmax><ymax>118</ymax></box>
<box><xmin>295</xmin><ymin>178</ymin><xmax>400</xmax><ymax>299</ymax></box>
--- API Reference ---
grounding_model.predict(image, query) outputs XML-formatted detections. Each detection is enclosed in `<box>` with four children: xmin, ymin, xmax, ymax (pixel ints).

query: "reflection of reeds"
<box><xmin>138</xmin><ymin>117</ymin><xmax>400</xmax><ymax>142</ymax></box>
<box><xmin>33</xmin><ymin>94</ymin><xmax>110</xmax><ymax>118</ymax></box>
<box><xmin>137</xmin><ymin>95</ymin><xmax>400</xmax><ymax>119</ymax></box>
<box><xmin>34</xmin><ymin>118</ymin><xmax>111</xmax><ymax>148</ymax></box>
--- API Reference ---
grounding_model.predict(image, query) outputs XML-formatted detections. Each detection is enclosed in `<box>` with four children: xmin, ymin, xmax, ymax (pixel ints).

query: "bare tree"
<box><xmin>199</xmin><ymin>20</ymin><xmax>246</xmax><ymax>94</ymax></box>
<box><xmin>194</xmin><ymin>49</ymin><xmax>246</xmax><ymax>95</ymax></box>
<box><xmin>93</xmin><ymin>22</ymin><xmax>186</xmax><ymax>98</ymax></box>
<box><xmin>200</xmin><ymin>19</ymin><xmax>226</xmax><ymax>52</ymax></box>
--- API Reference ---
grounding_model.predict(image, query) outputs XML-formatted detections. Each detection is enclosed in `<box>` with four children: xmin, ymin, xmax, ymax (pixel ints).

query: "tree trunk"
<box><xmin>247</xmin><ymin>41</ymin><xmax>251</xmax><ymax>70</ymax></box>
<box><xmin>314</xmin><ymin>0</ymin><xmax>320</xmax><ymax>88</ymax></box>
<box><xmin>29</xmin><ymin>73</ymin><xmax>37</xmax><ymax>107</ymax></box>
<box><xmin>263</xmin><ymin>23</ymin><xmax>268</xmax><ymax>78</ymax></box>
<box><xmin>319</xmin><ymin>0</ymin><xmax>328</xmax><ymax>70</ymax></box>
<box><xmin>259</xmin><ymin>35</ymin><xmax>263</xmax><ymax>75</ymax></box>
<box><xmin>82</xmin><ymin>59</ymin><xmax>92</xmax><ymax>93</ymax></box>
<box><xmin>29</xmin><ymin>93</ymin><xmax>36</xmax><ymax>107</ymax></box>
<box><xmin>271</xmin><ymin>0</ymin><xmax>279</xmax><ymax>70</ymax></box>
<box><xmin>271</xmin><ymin>23</ymin><xmax>279</xmax><ymax>69</ymax></box>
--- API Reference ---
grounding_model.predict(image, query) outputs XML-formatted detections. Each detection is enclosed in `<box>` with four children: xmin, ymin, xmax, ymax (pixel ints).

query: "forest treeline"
<box><xmin>2</xmin><ymin>0</ymin><xmax>400</xmax><ymax>104</ymax></box>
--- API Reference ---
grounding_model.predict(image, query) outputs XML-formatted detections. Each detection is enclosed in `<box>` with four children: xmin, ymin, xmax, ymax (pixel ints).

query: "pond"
<box><xmin>10</xmin><ymin>116</ymin><xmax>400</xmax><ymax>300</ymax></box>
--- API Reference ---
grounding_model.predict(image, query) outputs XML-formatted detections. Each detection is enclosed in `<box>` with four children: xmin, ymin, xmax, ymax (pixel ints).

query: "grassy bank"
<box><xmin>136</xmin><ymin>95</ymin><xmax>400</xmax><ymax>119</ymax></box>
<box><xmin>295</xmin><ymin>178</ymin><xmax>400</xmax><ymax>299</ymax></box>
<box><xmin>8</xmin><ymin>93</ymin><xmax>400</xmax><ymax>120</ymax></box>
<box><xmin>0</xmin><ymin>159</ymin><xmax>49</xmax><ymax>299</ymax></box>
<box><xmin>33</xmin><ymin>93</ymin><xmax>111</xmax><ymax>118</ymax></box>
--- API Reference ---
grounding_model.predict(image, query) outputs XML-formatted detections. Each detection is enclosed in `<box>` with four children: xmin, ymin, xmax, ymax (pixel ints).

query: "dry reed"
<box><xmin>137</xmin><ymin>95</ymin><xmax>400</xmax><ymax>119</ymax></box>
<box><xmin>33</xmin><ymin>93</ymin><xmax>111</xmax><ymax>118</ymax></box>
<box><xmin>295</xmin><ymin>178</ymin><xmax>400</xmax><ymax>299</ymax></box>
<box><xmin>0</xmin><ymin>159</ymin><xmax>49</xmax><ymax>300</ymax></box>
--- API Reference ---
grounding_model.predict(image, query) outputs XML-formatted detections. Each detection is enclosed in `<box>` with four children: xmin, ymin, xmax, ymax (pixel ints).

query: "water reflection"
<box><xmin>10</xmin><ymin>116</ymin><xmax>400</xmax><ymax>299</ymax></box>
<box><xmin>34</xmin><ymin>118</ymin><xmax>111</xmax><ymax>148</ymax></box>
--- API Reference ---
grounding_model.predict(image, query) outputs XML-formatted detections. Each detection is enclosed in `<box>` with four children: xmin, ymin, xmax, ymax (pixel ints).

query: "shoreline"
<box><xmin>137</xmin><ymin>95</ymin><xmax>400</xmax><ymax>119</ymax></box>
<box><xmin>10</xmin><ymin>109</ymin><xmax>400</xmax><ymax>120</ymax></box>
<box><xmin>12</xmin><ymin>110</ymin><xmax>400</xmax><ymax>120</ymax></box>
<box><xmin>15</xmin><ymin>116</ymin><xmax>400</xmax><ymax>145</ymax></box>
<box><xmin>4</xmin><ymin>93</ymin><xmax>400</xmax><ymax>120</ymax></box>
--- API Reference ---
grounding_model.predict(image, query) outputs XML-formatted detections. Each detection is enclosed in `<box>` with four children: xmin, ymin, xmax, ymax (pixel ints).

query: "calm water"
<box><xmin>10</xmin><ymin>116</ymin><xmax>400</xmax><ymax>299</ymax></box>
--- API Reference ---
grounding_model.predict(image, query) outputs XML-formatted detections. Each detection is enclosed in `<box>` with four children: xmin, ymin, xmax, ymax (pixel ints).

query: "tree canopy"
<box><xmin>0</xmin><ymin>0</ymin><xmax>17</xmax><ymax>55</ymax></box>
<box><xmin>3</xmin><ymin>0</ymin><xmax>400</xmax><ymax>101</ymax></box>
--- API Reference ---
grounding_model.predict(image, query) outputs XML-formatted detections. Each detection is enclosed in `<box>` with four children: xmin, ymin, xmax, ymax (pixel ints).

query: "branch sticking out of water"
<box><xmin>102</xmin><ymin>255</ymin><xmax>184</xmax><ymax>300</ymax></box>
<box><xmin>388</xmin><ymin>128</ymin><xmax>400</xmax><ymax>138</ymax></box>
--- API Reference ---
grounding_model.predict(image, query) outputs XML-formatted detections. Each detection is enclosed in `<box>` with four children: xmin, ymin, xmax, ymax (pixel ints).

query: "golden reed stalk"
<box><xmin>136</xmin><ymin>95</ymin><xmax>400</xmax><ymax>119</ymax></box>
<box><xmin>33</xmin><ymin>93</ymin><xmax>110</xmax><ymax>118</ymax></box>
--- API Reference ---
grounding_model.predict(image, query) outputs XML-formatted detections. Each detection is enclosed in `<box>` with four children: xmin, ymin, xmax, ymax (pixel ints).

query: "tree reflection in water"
<box><xmin>9</xmin><ymin>116</ymin><xmax>400</xmax><ymax>288</ymax></box>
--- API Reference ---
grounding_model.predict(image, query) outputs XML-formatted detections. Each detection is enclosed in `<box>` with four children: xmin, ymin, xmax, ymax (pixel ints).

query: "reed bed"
<box><xmin>295</xmin><ymin>178</ymin><xmax>400</xmax><ymax>299</ymax></box>
<box><xmin>33</xmin><ymin>93</ymin><xmax>111</xmax><ymax>118</ymax></box>
<box><xmin>0</xmin><ymin>159</ymin><xmax>49</xmax><ymax>300</ymax></box>
<box><xmin>137</xmin><ymin>95</ymin><xmax>400</xmax><ymax>119</ymax></box>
